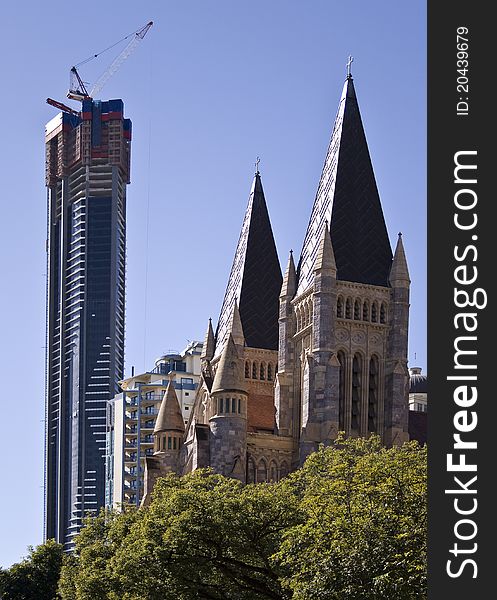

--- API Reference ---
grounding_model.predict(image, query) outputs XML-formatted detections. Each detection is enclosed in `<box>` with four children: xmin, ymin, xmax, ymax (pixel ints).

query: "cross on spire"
<box><xmin>346</xmin><ymin>55</ymin><xmax>354</xmax><ymax>78</ymax></box>
<box><xmin>255</xmin><ymin>156</ymin><xmax>261</xmax><ymax>173</ymax></box>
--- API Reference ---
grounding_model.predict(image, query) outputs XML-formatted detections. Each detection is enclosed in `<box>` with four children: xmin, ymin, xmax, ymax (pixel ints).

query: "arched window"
<box><xmin>231</xmin><ymin>398</ymin><xmax>237</xmax><ymax>413</ymax></box>
<box><xmin>252</xmin><ymin>362</ymin><xmax>258</xmax><ymax>379</ymax></box>
<box><xmin>380</xmin><ymin>303</ymin><xmax>387</xmax><ymax>324</ymax></box>
<box><xmin>368</xmin><ymin>356</ymin><xmax>379</xmax><ymax>432</ymax></box>
<box><xmin>269</xmin><ymin>460</ymin><xmax>278</xmax><ymax>482</ymax></box>
<box><xmin>337</xmin><ymin>297</ymin><xmax>344</xmax><ymax>318</ymax></box>
<box><xmin>247</xmin><ymin>457</ymin><xmax>256</xmax><ymax>484</ymax></box>
<box><xmin>267</xmin><ymin>364</ymin><xmax>273</xmax><ymax>381</ymax></box>
<box><xmin>245</xmin><ymin>361</ymin><xmax>250</xmax><ymax>378</ymax></box>
<box><xmin>218</xmin><ymin>397</ymin><xmax>224</xmax><ymax>413</ymax></box>
<box><xmin>351</xmin><ymin>354</ymin><xmax>362</xmax><ymax>432</ymax></box>
<box><xmin>371</xmin><ymin>302</ymin><xmax>378</xmax><ymax>323</ymax></box>
<box><xmin>345</xmin><ymin>298</ymin><xmax>352</xmax><ymax>319</ymax></box>
<box><xmin>354</xmin><ymin>299</ymin><xmax>361</xmax><ymax>320</ymax></box>
<box><xmin>260</xmin><ymin>363</ymin><xmax>265</xmax><ymax>380</ymax></box>
<box><xmin>338</xmin><ymin>351</ymin><xmax>346</xmax><ymax>431</ymax></box>
<box><xmin>257</xmin><ymin>459</ymin><xmax>268</xmax><ymax>483</ymax></box>
<box><xmin>363</xmin><ymin>300</ymin><xmax>370</xmax><ymax>321</ymax></box>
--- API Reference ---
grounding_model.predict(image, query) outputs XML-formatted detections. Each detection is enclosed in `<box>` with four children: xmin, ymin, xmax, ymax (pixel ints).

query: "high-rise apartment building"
<box><xmin>44</xmin><ymin>99</ymin><xmax>131</xmax><ymax>548</ymax></box>
<box><xmin>106</xmin><ymin>342</ymin><xmax>203</xmax><ymax>508</ymax></box>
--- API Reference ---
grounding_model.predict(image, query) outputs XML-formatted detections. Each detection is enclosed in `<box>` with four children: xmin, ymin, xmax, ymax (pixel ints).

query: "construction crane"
<box><xmin>46</xmin><ymin>20</ymin><xmax>153</xmax><ymax>116</ymax></box>
<box><xmin>67</xmin><ymin>20</ymin><xmax>153</xmax><ymax>101</ymax></box>
<box><xmin>46</xmin><ymin>97</ymin><xmax>80</xmax><ymax>116</ymax></box>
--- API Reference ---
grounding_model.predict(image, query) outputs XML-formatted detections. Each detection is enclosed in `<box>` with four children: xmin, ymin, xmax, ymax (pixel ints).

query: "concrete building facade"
<box><xmin>106</xmin><ymin>341</ymin><xmax>202</xmax><ymax>507</ymax></box>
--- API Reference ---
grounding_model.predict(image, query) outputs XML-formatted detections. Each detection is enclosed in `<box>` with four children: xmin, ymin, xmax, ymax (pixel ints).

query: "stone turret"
<box><xmin>275</xmin><ymin>251</ymin><xmax>297</xmax><ymax>436</ymax></box>
<box><xmin>312</xmin><ymin>222</ymin><xmax>337</xmax><ymax>351</ymax></box>
<box><xmin>279</xmin><ymin>250</ymin><xmax>297</xmax><ymax>367</ymax></box>
<box><xmin>152</xmin><ymin>376</ymin><xmax>185</xmax><ymax>473</ymax></box>
<box><xmin>208</xmin><ymin>334</ymin><xmax>248</xmax><ymax>481</ymax></box>
<box><xmin>384</xmin><ymin>233</ymin><xmax>410</xmax><ymax>445</ymax></box>
<box><xmin>299</xmin><ymin>224</ymin><xmax>340</xmax><ymax>463</ymax></box>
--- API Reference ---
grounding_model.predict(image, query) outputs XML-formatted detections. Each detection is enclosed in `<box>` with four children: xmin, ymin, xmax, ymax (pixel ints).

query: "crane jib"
<box><xmin>66</xmin><ymin>21</ymin><xmax>153</xmax><ymax>102</ymax></box>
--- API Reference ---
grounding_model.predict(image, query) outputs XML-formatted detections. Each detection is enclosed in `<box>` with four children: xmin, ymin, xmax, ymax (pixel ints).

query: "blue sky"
<box><xmin>0</xmin><ymin>1</ymin><xmax>426</xmax><ymax>567</ymax></box>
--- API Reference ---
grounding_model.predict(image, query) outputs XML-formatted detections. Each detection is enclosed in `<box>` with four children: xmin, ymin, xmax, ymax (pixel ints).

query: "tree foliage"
<box><xmin>0</xmin><ymin>539</ymin><xmax>64</xmax><ymax>600</ymax></box>
<box><xmin>59</xmin><ymin>472</ymin><xmax>301</xmax><ymax>600</ymax></box>
<box><xmin>275</xmin><ymin>436</ymin><xmax>427</xmax><ymax>599</ymax></box>
<box><xmin>56</xmin><ymin>436</ymin><xmax>426</xmax><ymax>600</ymax></box>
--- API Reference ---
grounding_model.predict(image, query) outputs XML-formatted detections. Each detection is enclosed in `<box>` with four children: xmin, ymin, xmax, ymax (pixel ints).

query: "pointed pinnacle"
<box><xmin>229</xmin><ymin>301</ymin><xmax>245</xmax><ymax>347</ymax></box>
<box><xmin>201</xmin><ymin>317</ymin><xmax>215</xmax><ymax>361</ymax></box>
<box><xmin>280</xmin><ymin>250</ymin><xmax>297</xmax><ymax>298</ymax></box>
<box><xmin>389</xmin><ymin>233</ymin><xmax>410</xmax><ymax>287</ymax></box>
<box><xmin>314</xmin><ymin>224</ymin><xmax>336</xmax><ymax>273</ymax></box>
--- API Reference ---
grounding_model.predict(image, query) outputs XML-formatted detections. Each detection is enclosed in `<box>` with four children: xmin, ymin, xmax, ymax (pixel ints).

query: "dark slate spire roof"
<box><xmin>297</xmin><ymin>75</ymin><xmax>393</xmax><ymax>295</ymax></box>
<box><xmin>215</xmin><ymin>171</ymin><xmax>282</xmax><ymax>357</ymax></box>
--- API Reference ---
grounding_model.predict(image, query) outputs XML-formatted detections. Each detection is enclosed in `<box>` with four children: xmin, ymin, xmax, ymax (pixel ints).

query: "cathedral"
<box><xmin>142</xmin><ymin>70</ymin><xmax>411</xmax><ymax>498</ymax></box>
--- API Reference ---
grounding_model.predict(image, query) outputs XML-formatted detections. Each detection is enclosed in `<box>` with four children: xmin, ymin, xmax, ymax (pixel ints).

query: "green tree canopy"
<box><xmin>0</xmin><ymin>539</ymin><xmax>64</xmax><ymax>600</ymax></box>
<box><xmin>275</xmin><ymin>436</ymin><xmax>427</xmax><ymax>599</ymax></box>
<box><xmin>59</xmin><ymin>472</ymin><xmax>302</xmax><ymax>600</ymax></box>
<box><xmin>58</xmin><ymin>436</ymin><xmax>426</xmax><ymax>600</ymax></box>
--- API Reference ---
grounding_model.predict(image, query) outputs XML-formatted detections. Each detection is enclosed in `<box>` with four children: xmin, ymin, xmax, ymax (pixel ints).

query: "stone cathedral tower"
<box><xmin>142</xmin><ymin>69</ymin><xmax>410</xmax><ymax>499</ymax></box>
<box><xmin>276</xmin><ymin>72</ymin><xmax>410</xmax><ymax>466</ymax></box>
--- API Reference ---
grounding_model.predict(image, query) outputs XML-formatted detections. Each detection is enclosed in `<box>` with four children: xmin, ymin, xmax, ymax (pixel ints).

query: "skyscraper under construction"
<box><xmin>44</xmin><ymin>99</ymin><xmax>131</xmax><ymax>547</ymax></box>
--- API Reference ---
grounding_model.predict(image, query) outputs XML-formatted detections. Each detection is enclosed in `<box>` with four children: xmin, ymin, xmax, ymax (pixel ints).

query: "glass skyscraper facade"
<box><xmin>44</xmin><ymin>100</ymin><xmax>130</xmax><ymax>548</ymax></box>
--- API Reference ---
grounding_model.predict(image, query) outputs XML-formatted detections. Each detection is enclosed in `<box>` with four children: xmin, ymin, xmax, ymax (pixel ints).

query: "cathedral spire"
<box><xmin>215</xmin><ymin>170</ymin><xmax>282</xmax><ymax>357</ymax></box>
<box><xmin>280</xmin><ymin>250</ymin><xmax>297</xmax><ymax>298</ymax></box>
<box><xmin>389</xmin><ymin>233</ymin><xmax>410</xmax><ymax>288</ymax></box>
<box><xmin>297</xmin><ymin>74</ymin><xmax>392</xmax><ymax>295</ymax></box>
<box><xmin>201</xmin><ymin>318</ymin><xmax>215</xmax><ymax>361</ymax></box>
